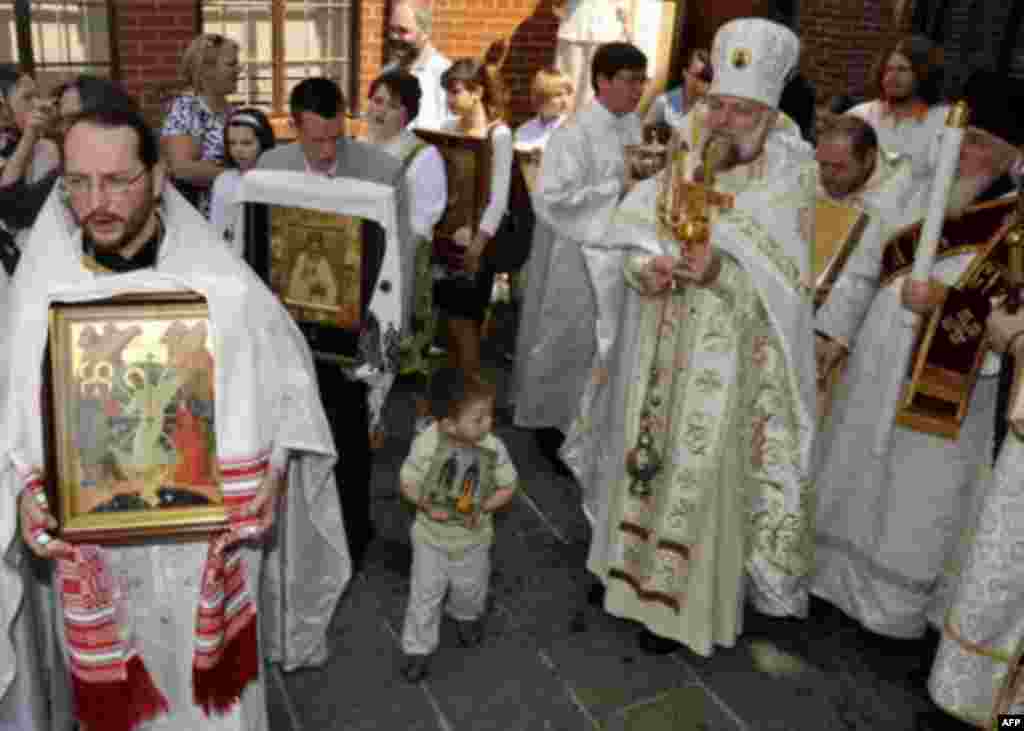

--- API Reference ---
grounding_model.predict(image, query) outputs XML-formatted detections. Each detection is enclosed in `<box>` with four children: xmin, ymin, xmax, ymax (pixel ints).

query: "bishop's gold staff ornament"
<box><xmin>625</xmin><ymin>135</ymin><xmax>733</xmax><ymax>498</ymax></box>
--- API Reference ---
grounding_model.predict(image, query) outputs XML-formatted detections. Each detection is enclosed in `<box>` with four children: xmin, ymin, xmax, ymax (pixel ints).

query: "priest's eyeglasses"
<box><xmin>62</xmin><ymin>167</ymin><xmax>148</xmax><ymax>199</ymax></box>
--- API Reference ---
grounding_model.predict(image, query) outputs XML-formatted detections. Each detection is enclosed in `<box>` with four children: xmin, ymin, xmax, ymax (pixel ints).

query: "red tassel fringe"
<box><xmin>72</xmin><ymin>656</ymin><xmax>169</xmax><ymax>731</ymax></box>
<box><xmin>193</xmin><ymin>616</ymin><xmax>260</xmax><ymax>716</ymax></box>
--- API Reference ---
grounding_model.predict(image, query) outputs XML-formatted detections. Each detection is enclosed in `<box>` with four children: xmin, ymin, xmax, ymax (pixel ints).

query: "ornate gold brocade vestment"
<box><xmin>566</xmin><ymin>123</ymin><xmax>818</xmax><ymax>657</ymax></box>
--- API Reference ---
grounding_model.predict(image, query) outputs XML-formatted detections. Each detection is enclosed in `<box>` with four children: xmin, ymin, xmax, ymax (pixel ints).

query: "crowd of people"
<box><xmin>0</xmin><ymin>3</ymin><xmax>1023</xmax><ymax>729</ymax></box>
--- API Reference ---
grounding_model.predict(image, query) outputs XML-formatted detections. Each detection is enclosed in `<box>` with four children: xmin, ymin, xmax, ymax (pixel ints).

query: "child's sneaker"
<box><xmin>401</xmin><ymin>653</ymin><xmax>431</xmax><ymax>682</ymax></box>
<box><xmin>455</xmin><ymin>618</ymin><xmax>484</xmax><ymax>648</ymax></box>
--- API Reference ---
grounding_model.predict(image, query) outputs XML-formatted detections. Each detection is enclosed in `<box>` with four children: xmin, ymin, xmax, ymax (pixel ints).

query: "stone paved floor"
<box><xmin>274</xmin><ymin>318</ymin><xmax>981</xmax><ymax>731</ymax></box>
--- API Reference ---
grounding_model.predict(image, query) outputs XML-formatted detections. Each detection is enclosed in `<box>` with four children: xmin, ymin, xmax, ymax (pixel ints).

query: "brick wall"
<box><xmin>113</xmin><ymin>0</ymin><xmax>198</xmax><ymax>124</ymax></box>
<box><xmin>113</xmin><ymin>0</ymin><xmax>557</xmax><ymax>129</ymax></box>
<box><xmin>362</xmin><ymin>0</ymin><xmax>561</xmax><ymax>126</ymax></box>
<box><xmin>798</xmin><ymin>0</ymin><xmax>898</xmax><ymax>103</ymax></box>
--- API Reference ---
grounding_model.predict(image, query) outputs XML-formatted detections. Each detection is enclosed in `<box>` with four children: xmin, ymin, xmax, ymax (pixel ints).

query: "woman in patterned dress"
<box><xmin>161</xmin><ymin>33</ymin><xmax>240</xmax><ymax>217</ymax></box>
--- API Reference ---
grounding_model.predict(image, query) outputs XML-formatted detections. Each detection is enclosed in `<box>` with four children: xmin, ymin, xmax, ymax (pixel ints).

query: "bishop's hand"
<box><xmin>674</xmin><ymin>241</ymin><xmax>720</xmax><ymax>286</ymax></box>
<box><xmin>640</xmin><ymin>255</ymin><xmax>678</xmax><ymax>295</ymax></box>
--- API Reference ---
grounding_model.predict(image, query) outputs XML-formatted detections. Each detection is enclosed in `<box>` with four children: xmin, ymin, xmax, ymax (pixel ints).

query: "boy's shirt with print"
<box><xmin>400</xmin><ymin>423</ymin><xmax>517</xmax><ymax>551</ymax></box>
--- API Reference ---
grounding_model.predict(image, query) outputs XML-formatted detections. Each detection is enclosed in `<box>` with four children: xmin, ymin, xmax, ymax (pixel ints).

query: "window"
<box><xmin>0</xmin><ymin>1</ymin><xmax>118</xmax><ymax>81</ymax></box>
<box><xmin>201</xmin><ymin>0</ymin><xmax>358</xmax><ymax>117</ymax></box>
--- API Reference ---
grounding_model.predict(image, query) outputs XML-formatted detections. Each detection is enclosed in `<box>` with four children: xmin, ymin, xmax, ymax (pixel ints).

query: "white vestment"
<box><xmin>563</xmin><ymin>120</ymin><xmax>818</xmax><ymax>655</ymax></box>
<box><xmin>812</xmin><ymin>178</ymin><xmax>1009</xmax><ymax>638</ymax></box>
<box><xmin>928</xmin><ymin>431</ymin><xmax>1024</xmax><ymax>725</ymax></box>
<box><xmin>514</xmin><ymin>116</ymin><xmax>566</xmax><ymax>153</ymax></box>
<box><xmin>848</xmin><ymin>101</ymin><xmax>949</xmax><ymax>197</ymax></box>
<box><xmin>512</xmin><ymin>100</ymin><xmax>641</xmax><ymax>433</ymax></box>
<box><xmin>0</xmin><ymin>189</ymin><xmax>350</xmax><ymax>730</ymax></box>
<box><xmin>209</xmin><ymin>169</ymin><xmax>244</xmax><ymax>256</ymax></box>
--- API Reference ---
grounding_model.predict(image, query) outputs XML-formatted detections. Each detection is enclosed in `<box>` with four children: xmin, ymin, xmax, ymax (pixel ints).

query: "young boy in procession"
<box><xmin>398</xmin><ymin>369</ymin><xmax>518</xmax><ymax>682</ymax></box>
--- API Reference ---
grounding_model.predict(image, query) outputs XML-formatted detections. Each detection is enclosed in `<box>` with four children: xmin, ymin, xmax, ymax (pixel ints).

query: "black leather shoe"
<box><xmin>637</xmin><ymin>628</ymin><xmax>681</xmax><ymax>655</ymax></box>
<box><xmin>401</xmin><ymin>654</ymin><xmax>430</xmax><ymax>682</ymax></box>
<box><xmin>455</xmin><ymin>619</ymin><xmax>484</xmax><ymax>648</ymax></box>
<box><xmin>587</xmin><ymin>583</ymin><xmax>606</xmax><ymax>607</ymax></box>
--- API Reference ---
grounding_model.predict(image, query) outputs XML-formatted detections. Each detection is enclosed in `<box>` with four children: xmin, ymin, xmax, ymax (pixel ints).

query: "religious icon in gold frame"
<box><xmin>45</xmin><ymin>292</ymin><xmax>226</xmax><ymax>543</ymax></box>
<box><xmin>414</xmin><ymin>129</ymin><xmax>491</xmax><ymax>270</ymax></box>
<box><xmin>267</xmin><ymin>206</ymin><xmax>363</xmax><ymax>332</ymax></box>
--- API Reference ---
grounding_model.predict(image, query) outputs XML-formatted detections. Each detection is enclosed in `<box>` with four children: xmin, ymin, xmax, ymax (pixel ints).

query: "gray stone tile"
<box><xmin>417</xmin><ymin>633</ymin><xmax>597</xmax><ymax>731</ymax></box>
<box><xmin>676</xmin><ymin>631</ymin><xmax>921</xmax><ymax>730</ymax></box>
<box><xmin>540</xmin><ymin>626</ymin><xmax>693</xmax><ymax>723</ymax></box>
<box><xmin>283</xmin><ymin>574</ymin><xmax>440</xmax><ymax>731</ymax></box>
<box><xmin>603</xmin><ymin>685</ymin><xmax>743</xmax><ymax>731</ymax></box>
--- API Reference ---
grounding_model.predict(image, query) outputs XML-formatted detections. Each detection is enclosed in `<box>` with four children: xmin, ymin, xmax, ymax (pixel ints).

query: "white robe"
<box><xmin>927</xmin><ymin>429</ymin><xmax>1024</xmax><ymax>725</ymax></box>
<box><xmin>812</xmin><ymin>180</ymin><xmax>1007</xmax><ymax>639</ymax></box>
<box><xmin>209</xmin><ymin>169</ymin><xmax>244</xmax><ymax>256</ymax></box>
<box><xmin>556</xmin><ymin>0</ymin><xmax>630</xmax><ymax>113</ymax></box>
<box><xmin>848</xmin><ymin>101</ymin><xmax>949</xmax><ymax>196</ymax></box>
<box><xmin>512</xmin><ymin>100</ymin><xmax>641</xmax><ymax>433</ymax></box>
<box><xmin>0</xmin><ymin>189</ymin><xmax>350</xmax><ymax>730</ymax></box>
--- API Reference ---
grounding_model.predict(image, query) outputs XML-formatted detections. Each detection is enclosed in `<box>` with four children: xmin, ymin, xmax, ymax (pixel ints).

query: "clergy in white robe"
<box><xmin>812</xmin><ymin>115</ymin><xmax>915</xmax><ymax>439</ymax></box>
<box><xmin>553</xmin><ymin>0</ymin><xmax>631</xmax><ymax>114</ymax></box>
<box><xmin>0</xmin><ymin>108</ymin><xmax>349</xmax><ymax>731</ymax></box>
<box><xmin>563</xmin><ymin>19</ymin><xmax>817</xmax><ymax>656</ymax></box>
<box><xmin>847</xmin><ymin>36</ymin><xmax>949</xmax><ymax>195</ymax></box>
<box><xmin>512</xmin><ymin>42</ymin><xmax>645</xmax><ymax>440</ymax></box>
<box><xmin>812</xmin><ymin>124</ymin><xmax>1021</xmax><ymax>640</ymax></box>
<box><xmin>928</xmin><ymin>302</ymin><xmax>1024</xmax><ymax>726</ymax></box>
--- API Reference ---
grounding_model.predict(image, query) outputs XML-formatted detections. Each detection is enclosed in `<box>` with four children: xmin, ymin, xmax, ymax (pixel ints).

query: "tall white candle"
<box><xmin>910</xmin><ymin>102</ymin><xmax>971</xmax><ymax>282</ymax></box>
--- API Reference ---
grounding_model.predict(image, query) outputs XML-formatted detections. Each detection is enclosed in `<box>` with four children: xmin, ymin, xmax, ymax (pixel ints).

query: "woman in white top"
<box><xmin>436</xmin><ymin>57</ymin><xmax>513</xmax><ymax>378</ymax></box>
<box><xmin>208</xmin><ymin>108</ymin><xmax>276</xmax><ymax>254</ymax></box>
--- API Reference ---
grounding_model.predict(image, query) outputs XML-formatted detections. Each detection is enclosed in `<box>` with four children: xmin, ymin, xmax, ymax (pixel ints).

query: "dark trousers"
<box><xmin>315</xmin><ymin>360</ymin><xmax>374</xmax><ymax>569</ymax></box>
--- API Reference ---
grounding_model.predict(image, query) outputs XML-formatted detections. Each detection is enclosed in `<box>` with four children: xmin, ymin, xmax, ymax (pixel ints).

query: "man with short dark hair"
<box><xmin>513</xmin><ymin>41</ymin><xmax>645</xmax><ymax>470</ymax></box>
<box><xmin>383</xmin><ymin>0</ymin><xmax>452</xmax><ymax>129</ymax></box>
<box><xmin>258</xmin><ymin>76</ymin><xmax>410</xmax><ymax>571</ymax></box>
<box><xmin>554</xmin><ymin>0</ymin><xmax>632</xmax><ymax>112</ymax></box>
<box><xmin>1</xmin><ymin>105</ymin><xmax>348</xmax><ymax>731</ymax></box>
<box><xmin>366</xmin><ymin>69</ymin><xmax>447</xmax><ymax>379</ymax></box>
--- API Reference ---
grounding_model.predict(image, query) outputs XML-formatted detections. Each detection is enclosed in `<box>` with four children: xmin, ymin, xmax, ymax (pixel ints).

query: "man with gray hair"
<box><xmin>565</xmin><ymin>18</ymin><xmax>817</xmax><ymax>657</ymax></box>
<box><xmin>384</xmin><ymin>0</ymin><xmax>453</xmax><ymax>130</ymax></box>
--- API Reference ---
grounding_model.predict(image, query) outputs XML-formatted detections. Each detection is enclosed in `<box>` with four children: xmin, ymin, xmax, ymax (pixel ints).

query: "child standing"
<box><xmin>208</xmin><ymin>107</ymin><xmax>275</xmax><ymax>255</ymax></box>
<box><xmin>399</xmin><ymin>369</ymin><xmax>518</xmax><ymax>682</ymax></box>
<box><xmin>514</xmin><ymin>67</ymin><xmax>573</xmax><ymax>153</ymax></box>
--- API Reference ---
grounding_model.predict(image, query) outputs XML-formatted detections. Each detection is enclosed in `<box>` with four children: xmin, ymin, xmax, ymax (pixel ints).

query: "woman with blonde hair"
<box><xmin>435</xmin><ymin>57</ymin><xmax>513</xmax><ymax>379</ymax></box>
<box><xmin>161</xmin><ymin>33</ymin><xmax>240</xmax><ymax>216</ymax></box>
<box><xmin>514</xmin><ymin>67</ymin><xmax>573</xmax><ymax>152</ymax></box>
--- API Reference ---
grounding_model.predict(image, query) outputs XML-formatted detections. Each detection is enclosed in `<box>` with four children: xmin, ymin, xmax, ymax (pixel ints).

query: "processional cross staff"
<box><xmin>624</xmin><ymin>134</ymin><xmax>733</xmax><ymax>498</ymax></box>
